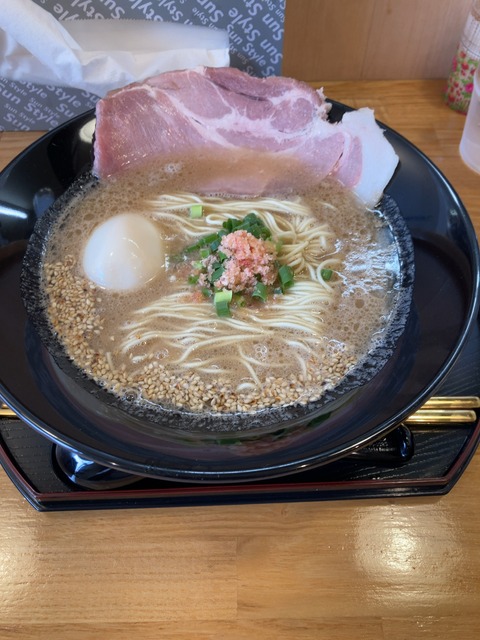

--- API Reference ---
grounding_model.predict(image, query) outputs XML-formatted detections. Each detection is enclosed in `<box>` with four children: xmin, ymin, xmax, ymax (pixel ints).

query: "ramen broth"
<box><xmin>42</xmin><ymin>160</ymin><xmax>399</xmax><ymax>416</ymax></box>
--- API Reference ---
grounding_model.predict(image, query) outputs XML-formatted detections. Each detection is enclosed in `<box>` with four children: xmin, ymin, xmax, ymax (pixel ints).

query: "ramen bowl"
<box><xmin>0</xmin><ymin>103</ymin><xmax>479</xmax><ymax>483</ymax></box>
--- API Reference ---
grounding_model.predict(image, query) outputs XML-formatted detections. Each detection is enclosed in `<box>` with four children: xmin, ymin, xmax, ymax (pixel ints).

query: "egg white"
<box><xmin>82</xmin><ymin>213</ymin><xmax>164</xmax><ymax>291</ymax></box>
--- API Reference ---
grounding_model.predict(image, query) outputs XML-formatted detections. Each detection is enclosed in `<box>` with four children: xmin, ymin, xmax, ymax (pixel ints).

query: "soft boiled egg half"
<box><xmin>82</xmin><ymin>213</ymin><xmax>164</xmax><ymax>291</ymax></box>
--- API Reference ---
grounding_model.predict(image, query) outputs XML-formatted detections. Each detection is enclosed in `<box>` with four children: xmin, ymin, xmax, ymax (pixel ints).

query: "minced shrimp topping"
<box><xmin>203</xmin><ymin>230</ymin><xmax>278</xmax><ymax>292</ymax></box>
<box><xmin>184</xmin><ymin>211</ymin><xmax>294</xmax><ymax>317</ymax></box>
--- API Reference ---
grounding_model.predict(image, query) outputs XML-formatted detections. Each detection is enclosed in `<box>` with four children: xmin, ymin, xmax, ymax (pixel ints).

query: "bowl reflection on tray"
<box><xmin>0</xmin><ymin>103</ymin><xmax>479</xmax><ymax>483</ymax></box>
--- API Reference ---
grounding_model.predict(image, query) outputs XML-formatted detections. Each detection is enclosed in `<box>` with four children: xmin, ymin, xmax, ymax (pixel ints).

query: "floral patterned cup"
<box><xmin>445</xmin><ymin>1</ymin><xmax>480</xmax><ymax>114</ymax></box>
<box><xmin>445</xmin><ymin>49</ymin><xmax>479</xmax><ymax>114</ymax></box>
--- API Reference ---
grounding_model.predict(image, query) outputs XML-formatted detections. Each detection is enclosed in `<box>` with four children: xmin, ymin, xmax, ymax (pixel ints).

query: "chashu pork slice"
<box><xmin>93</xmin><ymin>66</ymin><xmax>398</xmax><ymax>207</ymax></box>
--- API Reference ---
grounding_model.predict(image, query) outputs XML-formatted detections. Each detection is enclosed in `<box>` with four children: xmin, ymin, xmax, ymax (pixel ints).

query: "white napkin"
<box><xmin>0</xmin><ymin>0</ymin><xmax>230</xmax><ymax>97</ymax></box>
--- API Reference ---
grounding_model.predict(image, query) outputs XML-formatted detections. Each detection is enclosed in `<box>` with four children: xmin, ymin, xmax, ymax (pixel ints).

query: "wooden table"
<box><xmin>0</xmin><ymin>80</ymin><xmax>479</xmax><ymax>640</ymax></box>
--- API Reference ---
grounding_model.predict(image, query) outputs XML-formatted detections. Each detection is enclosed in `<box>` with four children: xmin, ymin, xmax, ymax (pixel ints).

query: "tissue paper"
<box><xmin>0</xmin><ymin>0</ymin><xmax>286</xmax><ymax>132</ymax></box>
<box><xmin>0</xmin><ymin>0</ymin><xmax>230</xmax><ymax>97</ymax></box>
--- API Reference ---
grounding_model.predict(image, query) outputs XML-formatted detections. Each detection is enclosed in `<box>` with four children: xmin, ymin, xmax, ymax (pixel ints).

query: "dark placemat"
<box><xmin>0</xmin><ymin>416</ymin><xmax>478</xmax><ymax>511</ymax></box>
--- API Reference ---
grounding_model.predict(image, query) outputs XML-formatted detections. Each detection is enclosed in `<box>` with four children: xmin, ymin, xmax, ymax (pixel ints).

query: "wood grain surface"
<box><xmin>283</xmin><ymin>0</ymin><xmax>473</xmax><ymax>81</ymax></box>
<box><xmin>0</xmin><ymin>80</ymin><xmax>479</xmax><ymax>640</ymax></box>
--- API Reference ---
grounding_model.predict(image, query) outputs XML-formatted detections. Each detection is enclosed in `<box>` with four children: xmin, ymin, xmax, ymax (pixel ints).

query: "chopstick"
<box><xmin>403</xmin><ymin>396</ymin><xmax>480</xmax><ymax>425</ymax></box>
<box><xmin>1</xmin><ymin>396</ymin><xmax>480</xmax><ymax>423</ymax></box>
<box><xmin>1</xmin><ymin>404</ymin><xmax>18</xmax><ymax>418</ymax></box>
<box><xmin>420</xmin><ymin>396</ymin><xmax>480</xmax><ymax>409</ymax></box>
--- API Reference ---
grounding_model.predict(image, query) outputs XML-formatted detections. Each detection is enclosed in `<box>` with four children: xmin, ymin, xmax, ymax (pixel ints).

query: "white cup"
<box><xmin>460</xmin><ymin>66</ymin><xmax>480</xmax><ymax>174</ymax></box>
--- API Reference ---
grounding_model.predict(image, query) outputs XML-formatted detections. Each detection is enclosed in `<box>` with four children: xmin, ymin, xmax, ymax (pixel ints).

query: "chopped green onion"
<box><xmin>189</xmin><ymin>204</ymin><xmax>203</xmax><ymax>219</ymax></box>
<box><xmin>278</xmin><ymin>264</ymin><xmax>294</xmax><ymax>289</ymax></box>
<box><xmin>184</xmin><ymin>242</ymin><xmax>201</xmax><ymax>253</ymax></box>
<box><xmin>214</xmin><ymin>290</ymin><xmax>233</xmax><ymax>304</ymax></box>
<box><xmin>203</xmin><ymin>232</ymin><xmax>220</xmax><ymax>245</ymax></box>
<box><xmin>211</xmin><ymin>265</ymin><xmax>225</xmax><ymax>282</ymax></box>
<box><xmin>188</xmin><ymin>274</ymin><xmax>199</xmax><ymax>285</ymax></box>
<box><xmin>199</xmin><ymin>247</ymin><xmax>211</xmax><ymax>259</ymax></box>
<box><xmin>236</xmin><ymin>214</ymin><xmax>260</xmax><ymax>233</ymax></box>
<box><xmin>210</xmin><ymin>238</ymin><xmax>222</xmax><ymax>252</ymax></box>
<box><xmin>244</xmin><ymin>212</ymin><xmax>259</xmax><ymax>224</ymax></box>
<box><xmin>248</xmin><ymin>220</ymin><xmax>271</xmax><ymax>240</ymax></box>
<box><xmin>248</xmin><ymin>224</ymin><xmax>263</xmax><ymax>239</ymax></box>
<box><xmin>321</xmin><ymin>268</ymin><xmax>333</xmax><ymax>281</ymax></box>
<box><xmin>252</xmin><ymin>281</ymin><xmax>268</xmax><ymax>302</ymax></box>
<box><xmin>215</xmin><ymin>300</ymin><xmax>231</xmax><ymax>317</ymax></box>
<box><xmin>214</xmin><ymin>290</ymin><xmax>233</xmax><ymax>317</ymax></box>
<box><xmin>186</xmin><ymin>232</ymin><xmax>220</xmax><ymax>253</ymax></box>
<box><xmin>234</xmin><ymin>294</ymin><xmax>247</xmax><ymax>307</ymax></box>
<box><xmin>201</xmin><ymin>287</ymin><xmax>213</xmax><ymax>298</ymax></box>
<box><xmin>220</xmin><ymin>213</ymin><xmax>270</xmax><ymax>239</ymax></box>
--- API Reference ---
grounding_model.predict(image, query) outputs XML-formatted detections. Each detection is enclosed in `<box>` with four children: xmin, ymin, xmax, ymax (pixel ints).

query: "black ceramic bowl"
<box><xmin>0</xmin><ymin>103</ymin><xmax>479</xmax><ymax>482</ymax></box>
